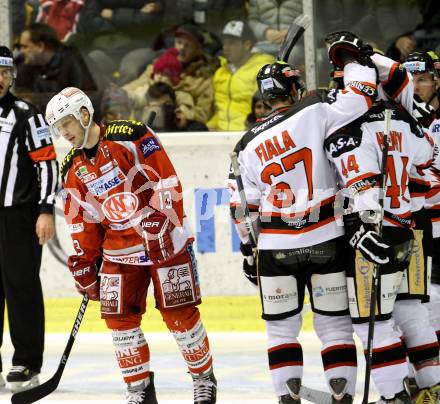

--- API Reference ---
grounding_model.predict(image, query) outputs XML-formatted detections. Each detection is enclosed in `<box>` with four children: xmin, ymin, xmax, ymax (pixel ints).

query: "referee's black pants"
<box><xmin>0</xmin><ymin>204</ymin><xmax>44</xmax><ymax>374</ymax></box>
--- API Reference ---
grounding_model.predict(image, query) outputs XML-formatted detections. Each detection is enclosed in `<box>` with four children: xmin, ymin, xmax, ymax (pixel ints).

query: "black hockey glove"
<box><xmin>240</xmin><ymin>242</ymin><xmax>258</xmax><ymax>286</ymax></box>
<box><xmin>325</xmin><ymin>31</ymin><xmax>374</xmax><ymax>69</ymax></box>
<box><xmin>344</xmin><ymin>213</ymin><xmax>393</xmax><ymax>265</ymax></box>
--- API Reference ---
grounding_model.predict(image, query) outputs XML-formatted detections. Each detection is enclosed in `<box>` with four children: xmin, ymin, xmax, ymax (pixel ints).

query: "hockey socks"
<box><xmin>354</xmin><ymin>320</ymin><xmax>408</xmax><ymax>398</ymax></box>
<box><xmin>163</xmin><ymin>307</ymin><xmax>213</xmax><ymax>375</ymax></box>
<box><xmin>112</xmin><ymin>327</ymin><xmax>150</xmax><ymax>384</ymax></box>
<box><xmin>266</xmin><ymin>316</ymin><xmax>304</xmax><ymax>397</ymax></box>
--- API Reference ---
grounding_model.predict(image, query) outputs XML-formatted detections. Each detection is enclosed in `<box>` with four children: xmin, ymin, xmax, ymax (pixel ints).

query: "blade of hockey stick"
<box><xmin>299</xmin><ymin>385</ymin><xmax>333</xmax><ymax>404</ymax></box>
<box><xmin>299</xmin><ymin>385</ymin><xmax>377</xmax><ymax>404</ymax></box>
<box><xmin>277</xmin><ymin>14</ymin><xmax>311</xmax><ymax>62</ymax></box>
<box><xmin>11</xmin><ymin>295</ymin><xmax>89</xmax><ymax>403</ymax></box>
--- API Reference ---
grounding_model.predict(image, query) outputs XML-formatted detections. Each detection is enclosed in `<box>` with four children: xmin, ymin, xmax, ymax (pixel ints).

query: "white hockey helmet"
<box><xmin>45</xmin><ymin>87</ymin><xmax>94</xmax><ymax>149</ymax></box>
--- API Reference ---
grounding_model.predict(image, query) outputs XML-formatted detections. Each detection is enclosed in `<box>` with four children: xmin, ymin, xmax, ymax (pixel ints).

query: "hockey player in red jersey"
<box><xmin>45</xmin><ymin>87</ymin><xmax>216</xmax><ymax>404</ymax></box>
<box><xmin>326</xmin><ymin>61</ymin><xmax>438</xmax><ymax>402</ymax></box>
<box><xmin>228</xmin><ymin>32</ymin><xmax>379</xmax><ymax>404</ymax></box>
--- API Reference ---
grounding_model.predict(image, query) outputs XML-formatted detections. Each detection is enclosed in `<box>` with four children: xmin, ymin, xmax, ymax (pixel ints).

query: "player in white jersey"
<box><xmin>228</xmin><ymin>32</ymin><xmax>379</xmax><ymax>403</ymax></box>
<box><xmin>401</xmin><ymin>50</ymin><xmax>440</xmax><ymax>402</ymax></box>
<box><xmin>325</xmin><ymin>64</ymin><xmax>437</xmax><ymax>403</ymax></box>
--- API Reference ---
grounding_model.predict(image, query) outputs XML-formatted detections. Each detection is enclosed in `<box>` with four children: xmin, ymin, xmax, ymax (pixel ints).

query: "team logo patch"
<box><xmin>85</xmin><ymin>167</ymin><xmax>126</xmax><ymax>197</ymax></box>
<box><xmin>82</xmin><ymin>172</ymin><xmax>97</xmax><ymax>183</ymax></box>
<box><xmin>36</xmin><ymin>126</ymin><xmax>50</xmax><ymax>140</ymax></box>
<box><xmin>75</xmin><ymin>165</ymin><xmax>88</xmax><ymax>178</ymax></box>
<box><xmin>100</xmin><ymin>274</ymin><xmax>122</xmax><ymax>314</ymax></box>
<box><xmin>99</xmin><ymin>161</ymin><xmax>114</xmax><ymax>174</ymax></box>
<box><xmin>140</xmin><ymin>137</ymin><xmax>160</xmax><ymax>158</ymax></box>
<box><xmin>102</xmin><ymin>192</ymin><xmax>139</xmax><ymax>222</ymax></box>
<box><xmin>68</xmin><ymin>223</ymin><xmax>84</xmax><ymax>233</ymax></box>
<box><xmin>158</xmin><ymin>264</ymin><xmax>197</xmax><ymax>308</ymax></box>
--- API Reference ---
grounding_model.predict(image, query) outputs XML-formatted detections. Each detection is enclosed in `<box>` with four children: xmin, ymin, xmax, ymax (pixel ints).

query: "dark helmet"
<box><xmin>257</xmin><ymin>61</ymin><xmax>304</xmax><ymax>100</ymax></box>
<box><xmin>0</xmin><ymin>46</ymin><xmax>14</xmax><ymax>68</ymax></box>
<box><xmin>0</xmin><ymin>45</ymin><xmax>17</xmax><ymax>81</ymax></box>
<box><xmin>402</xmin><ymin>50</ymin><xmax>440</xmax><ymax>78</ymax></box>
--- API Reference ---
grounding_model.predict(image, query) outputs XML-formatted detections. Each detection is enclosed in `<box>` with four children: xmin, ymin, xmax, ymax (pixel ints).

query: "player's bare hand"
<box><xmin>36</xmin><ymin>213</ymin><xmax>55</xmax><ymax>245</ymax></box>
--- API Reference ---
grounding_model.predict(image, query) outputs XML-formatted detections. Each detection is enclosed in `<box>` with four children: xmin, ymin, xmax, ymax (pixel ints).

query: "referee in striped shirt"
<box><xmin>0</xmin><ymin>46</ymin><xmax>59</xmax><ymax>392</ymax></box>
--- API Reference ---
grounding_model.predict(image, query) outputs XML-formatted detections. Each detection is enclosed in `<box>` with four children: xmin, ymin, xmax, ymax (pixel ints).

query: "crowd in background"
<box><xmin>6</xmin><ymin>0</ymin><xmax>440</xmax><ymax>132</ymax></box>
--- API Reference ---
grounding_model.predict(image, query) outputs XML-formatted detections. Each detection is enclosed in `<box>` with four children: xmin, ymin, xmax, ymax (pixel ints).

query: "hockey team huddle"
<box><xmin>20</xmin><ymin>31</ymin><xmax>440</xmax><ymax>404</ymax></box>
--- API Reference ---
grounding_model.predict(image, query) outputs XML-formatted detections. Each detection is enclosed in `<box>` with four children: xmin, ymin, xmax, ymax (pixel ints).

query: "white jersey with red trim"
<box><xmin>325</xmin><ymin>101</ymin><xmax>434</xmax><ymax>228</ymax></box>
<box><xmin>372</xmin><ymin>53</ymin><xmax>414</xmax><ymax>115</ymax></box>
<box><xmin>228</xmin><ymin>63</ymin><xmax>377</xmax><ymax>250</ymax></box>
<box><xmin>425</xmin><ymin>117</ymin><xmax>440</xmax><ymax>237</ymax></box>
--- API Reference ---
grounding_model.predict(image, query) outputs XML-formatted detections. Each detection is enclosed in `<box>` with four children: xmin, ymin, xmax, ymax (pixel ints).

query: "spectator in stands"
<box><xmin>247</xmin><ymin>0</ymin><xmax>302</xmax><ymax>57</ymax></box>
<box><xmin>36</xmin><ymin>0</ymin><xmax>85</xmax><ymax>43</ymax></box>
<box><xmin>159</xmin><ymin>0</ymin><xmax>247</xmax><ymax>40</ymax></box>
<box><xmin>207</xmin><ymin>20</ymin><xmax>274</xmax><ymax>131</ymax></box>
<box><xmin>245</xmin><ymin>91</ymin><xmax>271</xmax><ymax>129</ymax></box>
<box><xmin>124</xmin><ymin>23</ymin><xmax>214</xmax><ymax>125</ymax></box>
<box><xmin>384</xmin><ymin>1</ymin><xmax>440</xmax><ymax>61</ymax></box>
<box><xmin>372</xmin><ymin>0</ymin><xmax>421</xmax><ymax>56</ymax></box>
<box><xmin>144</xmin><ymin>82</ymin><xmax>208</xmax><ymax>131</ymax></box>
<box><xmin>100</xmin><ymin>83</ymin><xmax>133</xmax><ymax>124</ymax></box>
<box><xmin>11</xmin><ymin>0</ymin><xmax>28</xmax><ymax>40</ymax></box>
<box><xmin>77</xmin><ymin>0</ymin><xmax>164</xmax><ymax>84</ymax></box>
<box><xmin>16</xmin><ymin>23</ymin><xmax>97</xmax><ymax>110</ymax></box>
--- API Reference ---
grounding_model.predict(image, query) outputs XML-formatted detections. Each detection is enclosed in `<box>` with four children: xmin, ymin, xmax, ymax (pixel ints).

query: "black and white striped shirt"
<box><xmin>0</xmin><ymin>91</ymin><xmax>59</xmax><ymax>212</ymax></box>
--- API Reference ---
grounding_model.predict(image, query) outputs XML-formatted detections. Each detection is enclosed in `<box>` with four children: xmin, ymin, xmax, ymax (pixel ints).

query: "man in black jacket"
<box><xmin>16</xmin><ymin>23</ymin><xmax>97</xmax><ymax>111</ymax></box>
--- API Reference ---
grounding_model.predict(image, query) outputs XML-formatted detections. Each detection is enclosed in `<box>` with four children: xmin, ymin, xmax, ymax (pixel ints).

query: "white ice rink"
<box><xmin>0</xmin><ymin>332</ymin><xmax>379</xmax><ymax>403</ymax></box>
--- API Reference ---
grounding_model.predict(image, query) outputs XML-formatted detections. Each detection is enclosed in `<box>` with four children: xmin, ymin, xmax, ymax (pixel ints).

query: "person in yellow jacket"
<box><xmin>207</xmin><ymin>20</ymin><xmax>275</xmax><ymax>131</ymax></box>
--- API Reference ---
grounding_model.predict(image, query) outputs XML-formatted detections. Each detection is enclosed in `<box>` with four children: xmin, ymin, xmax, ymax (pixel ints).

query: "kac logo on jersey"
<box><xmin>140</xmin><ymin>138</ymin><xmax>160</xmax><ymax>158</ymax></box>
<box><xmin>102</xmin><ymin>192</ymin><xmax>139</xmax><ymax>222</ymax></box>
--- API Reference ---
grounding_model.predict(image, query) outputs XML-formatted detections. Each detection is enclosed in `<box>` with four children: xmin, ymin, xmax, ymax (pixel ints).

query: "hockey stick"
<box><xmin>11</xmin><ymin>294</ymin><xmax>89</xmax><ymax>404</ymax></box>
<box><xmin>229</xmin><ymin>152</ymin><xmax>257</xmax><ymax>248</ymax></box>
<box><xmin>362</xmin><ymin>108</ymin><xmax>392</xmax><ymax>404</ymax></box>
<box><xmin>277</xmin><ymin>14</ymin><xmax>311</xmax><ymax>62</ymax></box>
<box><xmin>299</xmin><ymin>385</ymin><xmax>378</xmax><ymax>404</ymax></box>
<box><xmin>146</xmin><ymin>110</ymin><xmax>156</xmax><ymax>128</ymax></box>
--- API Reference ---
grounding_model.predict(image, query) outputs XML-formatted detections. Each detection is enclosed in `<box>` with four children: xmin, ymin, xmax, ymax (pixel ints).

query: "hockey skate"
<box><xmin>126</xmin><ymin>372</ymin><xmax>158</xmax><ymax>404</ymax></box>
<box><xmin>329</xmin><ymin>378</ymin><xmax>353</xmax><ymax>403</ymax></box>
<box><xmin>414</xmin><ymin>384</ymin><xmax>440</xmax><ymax>404</ymax></box>
<box><xmin>6</xmin><ymin>366</ymin><xmax>39</xmax><ymax>393</ymax></box>
<box><xmin>282</xmin><ymin>378</ymin><xmax>301</xmax><ymax>403</ymax></box>
<box><xmin>192</xmin><ymin>369</ymin><xmax>217</xmax><ymax>403</ymax></box>
<box><xmin>375</xmin><ymin>390</ymin><xmax>412</xmax><ymax>403</ymax></box>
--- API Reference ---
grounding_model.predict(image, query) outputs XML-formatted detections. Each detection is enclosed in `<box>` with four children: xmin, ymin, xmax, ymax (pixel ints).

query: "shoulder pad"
<box><xmin>61</xmin><ymin>148</ymin><xmax>81</xmax><ymax>179</ymax></box>
<box><xmin>104</xmin><ymin>119</ymin><xmax>147</xmax><ymax>141</ymax></box>
<box><xmin>325</xmin><ymin>120</ymin><xmax>364</xmax><ymax>158</ymax></box>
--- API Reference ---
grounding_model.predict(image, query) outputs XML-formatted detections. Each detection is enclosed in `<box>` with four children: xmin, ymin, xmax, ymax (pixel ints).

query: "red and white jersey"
<box><xmin>325</xmin><ymin>101</ymin><xmax>434</xmax><ymax>228</ymax></box>
<box><xmin>425</xmin><ymin>118</ymin><xmax>440</xmax><ymax>237</ymax></box>
<box><xmin>228</xmin><ymin>63</ymin><xmax>377</xmax><ymax>250</ymax></box>
<box><xmin>61</xmin><ymin>120</ymin><xmax>192</xmax><ymax>267</ymax></box>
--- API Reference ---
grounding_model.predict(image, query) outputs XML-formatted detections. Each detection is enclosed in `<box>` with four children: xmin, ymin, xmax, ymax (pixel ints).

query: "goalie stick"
<box><xmin>277</xmin><ymin>14</ymin><xmax>311</xmax><ymax>62</ymax></box>
<box><xmin>11</xmin><ymin>294</ymin><xmax>89</xmax><ymax>404</ymax></box>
